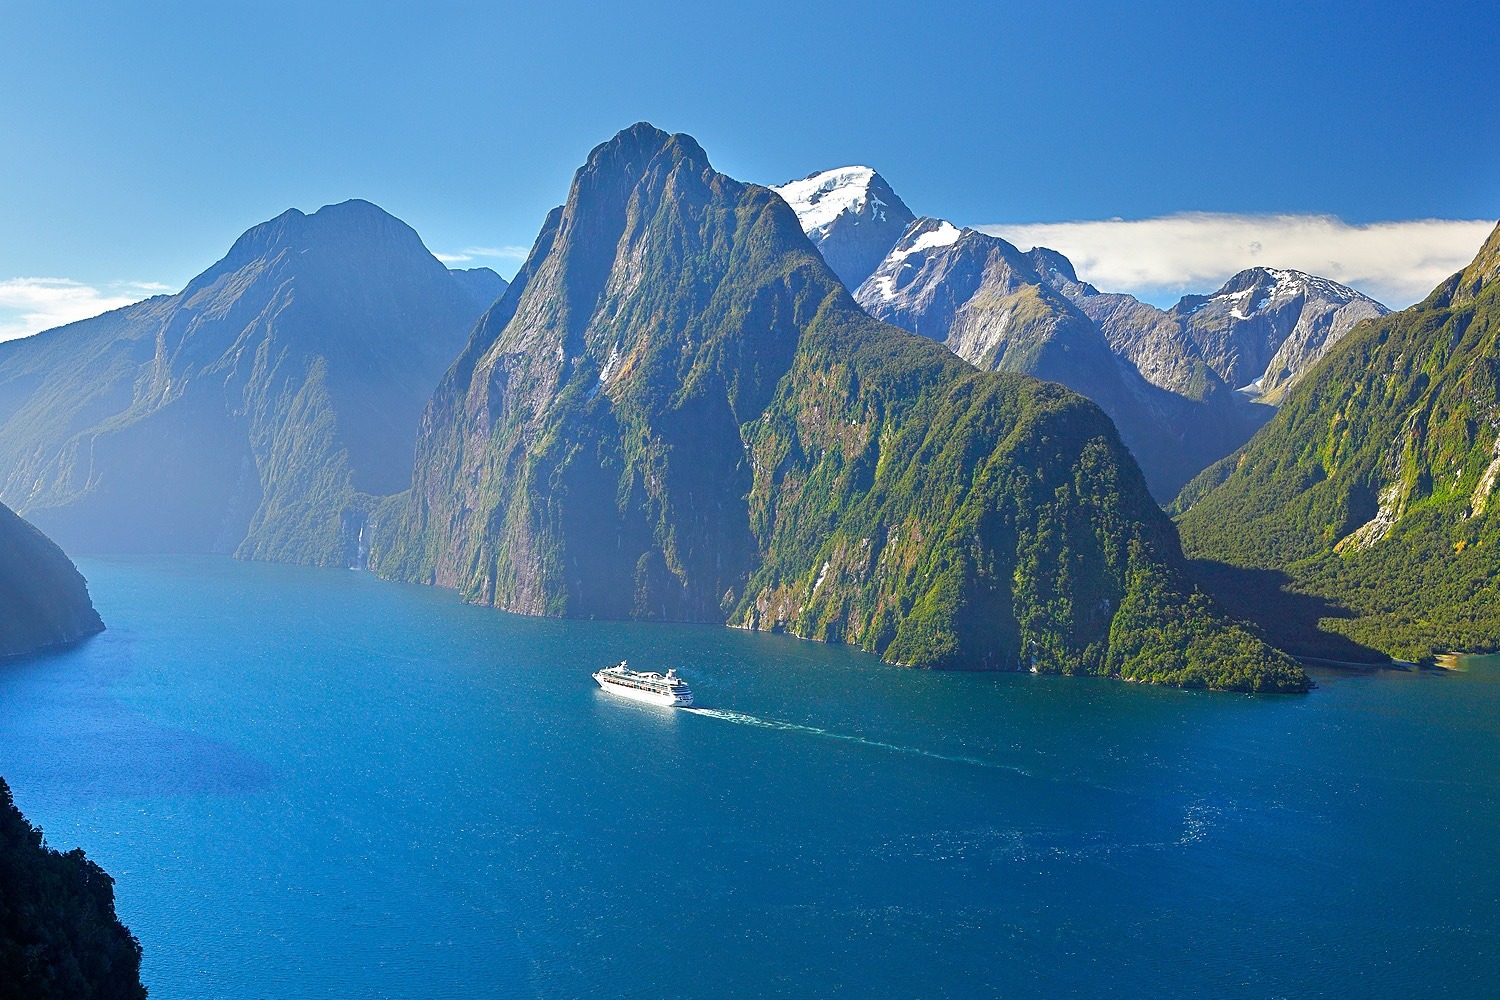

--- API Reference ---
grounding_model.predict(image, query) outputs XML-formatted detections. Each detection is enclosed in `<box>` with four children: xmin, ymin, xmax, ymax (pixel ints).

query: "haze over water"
<box><xmin>1</xmin><ymin>557</ymin><xmax>1496</xmax><ymax>998</ymax></box>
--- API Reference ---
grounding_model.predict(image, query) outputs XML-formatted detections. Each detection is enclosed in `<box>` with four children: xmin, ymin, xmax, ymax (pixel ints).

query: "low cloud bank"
<box><xmin>978</xmin><ymin>213</ymin><xmax>1496</xmax><ymax>308</ymax></box>
<box><xmin>0</xmin><ymin>278</ymin><xmax>170</xmax><ymax>343</ymax></box>
<box><xmin>433</xmin><ymin>245</ymin><xmax>530</xmax><ymax>265</ymax></box>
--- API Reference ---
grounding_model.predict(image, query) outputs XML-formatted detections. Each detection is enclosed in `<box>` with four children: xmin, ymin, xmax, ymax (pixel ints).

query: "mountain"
<box><xmin>771</xmin><ymin>167</ymin><xmax>915</xmax><ymax>290</ymax></box>
<box><xmin>1027</xmin><ymin>249</ymin><xmax>1236</xmax><ymax>400</ymax></box>
<box><xmin>852</xmin><ymin>218</ymin><xmax>1267</xmax><ymax>500</ymax></box>
<box><xmin>0</xmin><ymin>777</ymin><xmax>146</xmax><ymax>999</ymax></box>
<box><xmin>448</xmin><ymin>266</ymin><xmax>510</xmax><ymax>312</ymax></box>
<box><xmin>1040</xmin><ymin>263</ymin><xmax>1387</xmax><ymax>403</ymax></box>
<box><xmin>371</xmin><ymin>123</ymin><xmax>1304</xmax><ymax>692</ymax></box>
<box><xmin>0</xmin><ymin>502</ymin><xmax>103</xmax><ymax>658</ymax></box>
<box><xmin>1176</xmin><ymin>221</ymin><xmax>1500</xmax><ymax>662</ymax></box>
<box><xmin>774</xmin><ymin>169</ymin><xmax>1379</xmax><ymax>499</ymax></box>
<box><xmin>1168</xmin><ymin>268</ymin><xmax>1388</xmax><ymax>398</ymax></box>
<box><xmin>0</xmin><ymin>200</ymin><xmax>492</xmax><ymax>566</ymax></box>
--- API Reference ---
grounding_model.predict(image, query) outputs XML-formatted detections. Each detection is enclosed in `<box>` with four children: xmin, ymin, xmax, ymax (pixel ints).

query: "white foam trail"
<box><xmin>682</xmin><ymin>707</ymin><xmax>1024</xmax><ymax>774</ymax></box>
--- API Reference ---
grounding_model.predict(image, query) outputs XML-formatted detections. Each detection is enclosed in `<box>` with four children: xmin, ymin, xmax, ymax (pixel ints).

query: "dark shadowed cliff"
<box><xmin>0</xmin><ymin>502</ymin><xmax>101</xmax><ymax>658</ymax></box>
<box><xmin>0</xmin><ymin>778</ymin><xmax>145</xmax><ymax>999</ymax></box>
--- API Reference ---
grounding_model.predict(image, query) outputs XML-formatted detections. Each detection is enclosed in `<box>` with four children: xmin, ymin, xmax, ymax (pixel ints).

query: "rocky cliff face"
<box><xmin>1177</xmin><ymin>222</ymin><xmax>1500</xmax><ymax>662</ymax></box>
<box><xmin>0</xmin><ymin>200</ymin><xmax>490</xmax><ymax>565</ymax></box>
<box><xmin>1038</xmin><ymin>263</ymin><xmax>1388</xmax><ymax>404</ymax></box>
<box><xmin>0</xmin><ymin>502</ymin><xmax>102</xmax><ymax>658</ymax></box>
<box><xmin>1027</xmin><ymin>249</ymin><xmax>1229</xmax><ymax>401</ymax></box>
<box><xmin>373</xmin><ymin>123</ymin><xmax>1304</xmax><ymax>691</ymax></box>
<box><xmin>771</xmin><ymin>166</ymin><xmax>916</xmax><ymax>290</ymax></box>
<box><xmin>1168</xmin><ymin>267</ymin><xmax>1388</xmax><ymax>400</ymax></box>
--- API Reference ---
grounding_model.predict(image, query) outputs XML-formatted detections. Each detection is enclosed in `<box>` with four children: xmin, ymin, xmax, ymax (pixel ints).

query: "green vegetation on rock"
<box><xmin>373</xmin><ymin>123</ymin><xmax>1305</xmax><ymax>692</ymax></box>
<box><xmin>0</xmin><ymin>777</ymin><xmax>145</xmax><ymax>999</ymax></box>
<box><xmin>1177</xmin><ymin>222</ymin><xmax>1500</xmax><ymax>663</ymax></box>
<box><xmin>855</xmin><ymin>223</ymin><xmax>1273</xmax><ymax>501</ymax></box>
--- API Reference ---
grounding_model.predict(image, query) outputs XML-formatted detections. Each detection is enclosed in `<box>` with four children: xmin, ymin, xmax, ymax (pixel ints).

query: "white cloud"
<box><xmin>0</xmin><ymin>278</ymin><xmax>168</xmax><ymax>343</ymax></box>
<box><xmin>977</xmin><ymin>213</ymin><xmax>1497</xmax><ymax>308</ymax></box>
<box><xmin>434</xmin><ymin>245</ymin><xmax>530</xmax><ymax>265</ymax></box>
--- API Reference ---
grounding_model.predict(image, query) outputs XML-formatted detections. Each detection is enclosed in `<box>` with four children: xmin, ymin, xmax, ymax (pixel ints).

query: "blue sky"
<box><xmin>2</xmin><ymin>0</ymin><xmax>1497</xmax><ymax>335</ymax></box>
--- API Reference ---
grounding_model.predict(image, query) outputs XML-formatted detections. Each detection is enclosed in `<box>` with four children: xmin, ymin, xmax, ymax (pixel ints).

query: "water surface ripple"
<box><xmin>0</xmin><ymin>556</ymin><xmax>1495</xmax><ymax>998</ymax></box>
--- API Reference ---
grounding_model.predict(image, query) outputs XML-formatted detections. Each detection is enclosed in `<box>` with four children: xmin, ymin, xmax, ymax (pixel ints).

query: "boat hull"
<box><xmin>594</xmin><ymin>676</ymin><xmax>693</xmax><ymax>708</ymax></box>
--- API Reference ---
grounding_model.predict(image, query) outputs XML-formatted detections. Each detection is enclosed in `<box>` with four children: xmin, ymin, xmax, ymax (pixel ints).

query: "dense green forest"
<box><xmin>0</xmin><ymin>778</ymin><xmax>145</xmax><ymax>999</ymax></box>
<box><xmin>1177</xmin><ymin>222</ymin><xmax>1500</xmax><ymax>663</ymax></box>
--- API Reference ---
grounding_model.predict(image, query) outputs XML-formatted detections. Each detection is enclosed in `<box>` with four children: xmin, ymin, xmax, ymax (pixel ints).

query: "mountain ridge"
<box><xmin>778</xmin><ymin>166</ymin><xmax>1383</xmax><ymax>499</ymax></box>
<box><xmin>852</xmin><ymin>216</ymin><xmax>1269</xmax><ymax>499</ymax></box>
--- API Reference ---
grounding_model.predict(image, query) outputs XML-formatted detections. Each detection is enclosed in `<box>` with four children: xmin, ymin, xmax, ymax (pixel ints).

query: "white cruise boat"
<box><xmin>592</xmin><ymin>661</ymin><xmax>694</xmax><ymax>708</ymax></box>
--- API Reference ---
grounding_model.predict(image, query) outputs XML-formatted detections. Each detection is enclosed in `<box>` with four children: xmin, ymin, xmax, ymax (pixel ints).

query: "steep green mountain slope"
<box><xmin>0</xmin><ymin>778</ymin><xmax>145</xmax><ymax>999</ymax></box>
<box><xmin>0</xmin><ymin>201</ymin><xmax>489</xmax><ymax>566</ymax></box>
<box><xmin>373</xmin><ymin>123</ymin><xmax>1303</xmax><ymax>691</ymax></box>
<box><xmin>0</xmin><ymin>502</ymin><xmax>102</xmax><ymax>658</ymax></box>
<box><xmin>1177</xmin><ymin>222</ymin><xmax>1500</xmax><ymax>662</ymax></box>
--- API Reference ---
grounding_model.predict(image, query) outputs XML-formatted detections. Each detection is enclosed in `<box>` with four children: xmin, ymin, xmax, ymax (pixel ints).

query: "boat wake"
<box><xmin>681</xmin><ymin>707</ymin><xmax>1025</xmax><ymax>774</ymax></box>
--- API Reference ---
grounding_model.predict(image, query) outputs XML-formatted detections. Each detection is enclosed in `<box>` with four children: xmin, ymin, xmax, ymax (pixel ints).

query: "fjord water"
<box><xmin>1</xmin><ymin>558</ymin><xmax>1496</xmax><ymax>998</ymax></box>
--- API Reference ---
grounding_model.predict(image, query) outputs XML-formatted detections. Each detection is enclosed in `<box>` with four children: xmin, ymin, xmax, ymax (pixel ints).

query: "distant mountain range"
<box><xmin>0</xmin><ymin>200</ymin><xmax>494</xmax><ymax>565</ymax></box>
<box><xmin>449</xmin><ymin>266</ymin><xmax>510</xmax><ymax>312</ymax></box>
<box><xmin>368</xmin><ymin>123</ymin><xmax>1303</xmax><ymax>691</ymax></box>
<box><xmin>1039</xmin><ymin>257</ymin><xmax>1387</xmax><ymax>402</ymax></box>
<box><xmin>776</xmin><ymin>166</ymin><xmax>1388</xmax><ymax>499</ymax></box>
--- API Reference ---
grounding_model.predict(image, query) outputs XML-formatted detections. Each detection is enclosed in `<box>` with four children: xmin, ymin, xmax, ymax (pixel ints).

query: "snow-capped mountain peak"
<box><xmin>773</xmin><ymin>166</ymin><xmax>885</xmax><ymax>238</ymax></box>
<box><xmin>1188</xmin><ymin>266</ymin><xmax>1382</xmax><ymax>322</ymax></box>
<box><xmin>771</xmin><ymin>166</ymin><xmax>917</xmax><ymax>290</ymax></box>
<box><xmin>1168</xmin><ymin>266</ymin><xmax>1389</xmax><ymax>397</ymax></box>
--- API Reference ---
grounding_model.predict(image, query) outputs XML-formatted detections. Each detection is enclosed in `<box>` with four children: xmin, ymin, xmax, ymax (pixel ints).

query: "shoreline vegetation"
<box><xmin>0</xmin><ymin>778</ymin><xmax>146</xmax><ymax>999</ymax></box>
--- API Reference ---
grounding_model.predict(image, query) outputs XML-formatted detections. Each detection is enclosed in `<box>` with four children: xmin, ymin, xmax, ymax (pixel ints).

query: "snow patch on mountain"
<box><xmin>899</xmin><ymin>220</ymin><xmax>963</xmax><ymax>257</ymax></box>
<box><xmin>866</xmin><ymin>219</ymin><xmax>967</xmax><ymax>302</ymax></box>
<box><xmin>770</xmin><ymin>166</ymin><xmax>917</xmax><ymax>291</ymax></box>
<box><xmin>772</xmin><ymin>166</ymin><xmax>884</xmax><ymax>238</ymax></box>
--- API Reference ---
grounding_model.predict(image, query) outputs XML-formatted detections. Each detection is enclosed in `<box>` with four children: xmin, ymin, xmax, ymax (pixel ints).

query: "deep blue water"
<box><xmin>1</xmin><ymin>556</ymin><xmax>1497</xmax><ymax>998</ymax></box>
